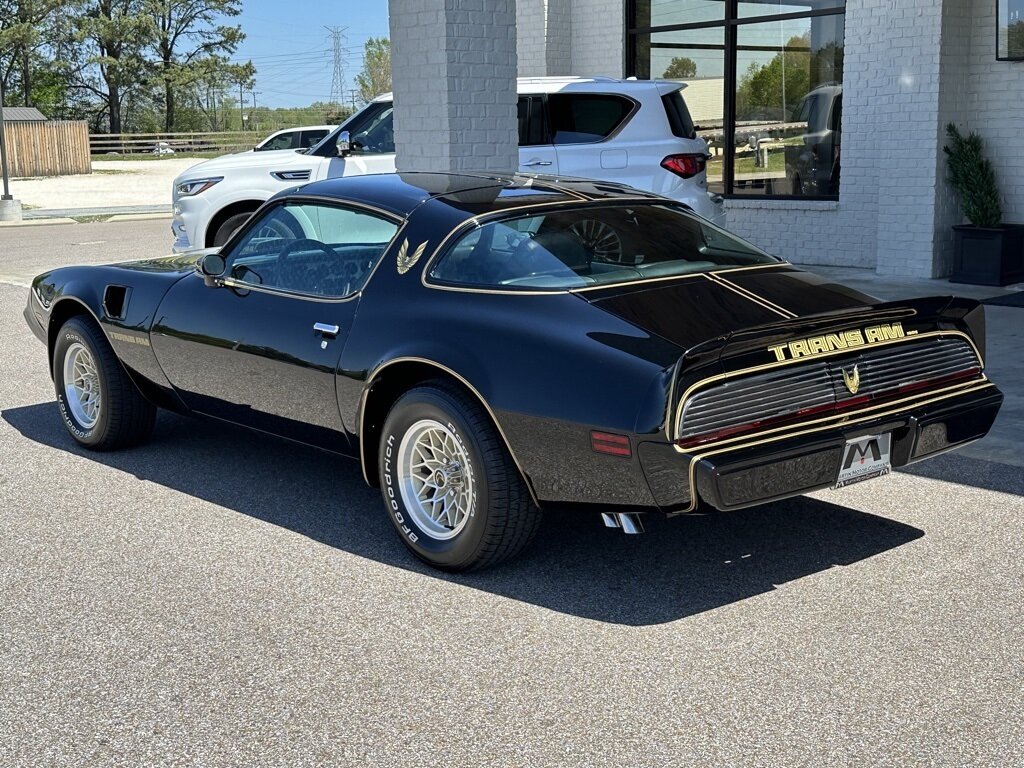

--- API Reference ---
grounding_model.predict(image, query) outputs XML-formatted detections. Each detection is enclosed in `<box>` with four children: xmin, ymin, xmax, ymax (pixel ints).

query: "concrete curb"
<box><xmin>0</xmin><ymin>217</ymin><xmax>78</xmax><ymax>228</ymax></box>
<box><xmin>106</xmin><ymin>213</ymin><xmax>172</xmax><ymax>222</ymax></box>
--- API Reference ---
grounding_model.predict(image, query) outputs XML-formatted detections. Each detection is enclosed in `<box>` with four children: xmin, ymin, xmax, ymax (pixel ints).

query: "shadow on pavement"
<box><xmin>4</xmin><ymin>402</ymin><xmax>924</xmax><ymax>626</ymax></box>
<box><xmin>898</xmin><ymin>452</ymin><xmax>1024</xmax><ymax>497</ymax></box>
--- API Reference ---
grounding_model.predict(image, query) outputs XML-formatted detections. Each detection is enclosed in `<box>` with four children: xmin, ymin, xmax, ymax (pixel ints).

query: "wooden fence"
<box><xmin>4</xmin><ymin>120</ymin><xmax>92</xmax><ymax>177</ymax></box>
<box><xmin>89</xmin><ymin>131</ymin><xmax>257</xmax><ymax>156</ymax></box>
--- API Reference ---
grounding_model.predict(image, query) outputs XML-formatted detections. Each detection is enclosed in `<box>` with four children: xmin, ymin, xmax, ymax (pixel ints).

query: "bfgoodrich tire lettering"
<box><xmin>52</xmin><ymin>316</ymin><xmax>156</xmax><ymax>450</ymax></box>
<box><xmin>378</xmin><ymin>381</ymin><xmax>542</xmax><ymax>571</ymax></box>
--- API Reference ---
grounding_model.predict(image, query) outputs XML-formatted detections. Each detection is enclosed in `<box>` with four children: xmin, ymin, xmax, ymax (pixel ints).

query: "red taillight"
<box><xmin>661</xmin><ymin>153</ymin><xmax>707</xmax><ymax>179</ymax></box>
<box><xmin>591</xmin><ymin>431</ymin><xmax>632</xmax><ymax>457</ymax></box>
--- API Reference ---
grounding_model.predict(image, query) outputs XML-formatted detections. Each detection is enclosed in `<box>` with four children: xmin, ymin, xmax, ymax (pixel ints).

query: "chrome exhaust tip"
<box><xmin>601</xmin><ymin>512</ymin><xmax>644</xmax><ymax>534</ymax></box>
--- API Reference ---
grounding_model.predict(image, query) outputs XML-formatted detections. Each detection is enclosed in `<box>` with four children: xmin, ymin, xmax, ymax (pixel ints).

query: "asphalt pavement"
<box><xmin>0</xmin><ymin>221</ymin><xmax>1022</xmax><ymax>766</ymax></box>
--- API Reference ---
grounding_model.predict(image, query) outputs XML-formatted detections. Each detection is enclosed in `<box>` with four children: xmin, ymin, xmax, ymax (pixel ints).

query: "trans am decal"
<box><xmin>767</xmin><ymin>322</ymin><xmax>916</xmax><ymax>362</ymax></box>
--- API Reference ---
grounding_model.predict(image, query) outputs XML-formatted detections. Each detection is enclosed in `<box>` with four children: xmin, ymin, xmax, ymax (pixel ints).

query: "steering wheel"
<box><xmin>275</xmin><ymin>238</ymin><xmax>336</xmax><ymax>291</ymax></box>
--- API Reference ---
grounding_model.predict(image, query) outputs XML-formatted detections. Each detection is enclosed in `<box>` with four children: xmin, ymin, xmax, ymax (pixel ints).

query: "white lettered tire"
<box><xmin>53</xmin><ymin>317</ymin><xmax>156</xmax><ymax>450</ymax></box>
<box><xmin>379</xmin><ymin>382</ymin><xmax>542</xmax><ymax>571</ymax></box>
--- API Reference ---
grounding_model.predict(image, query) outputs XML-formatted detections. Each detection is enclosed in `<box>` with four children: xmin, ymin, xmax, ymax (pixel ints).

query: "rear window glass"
<box><xmin>428</xmin><ymin>205</ymin><xmax>777</xmax><ymax>291</ymax></box>
<box><xmin>548</xmin><ymin>94</ymin><xmax>634</xmax><ymax>144</ymax></box>
<box><xmin>662</xmin><ymin>89</ymin><xmax>697</xmax><ymax>139</ymax></box>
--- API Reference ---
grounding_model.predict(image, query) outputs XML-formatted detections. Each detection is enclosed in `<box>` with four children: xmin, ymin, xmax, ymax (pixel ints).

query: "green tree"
<box><xmin>662</xmin><ymin>56</ymin><xmax>697</xmax><ymax>79</ymax></box>
<box><xmin>355</xmin><ymin>37</ymin><xmax>390</xmax><ymax>104</ymax></box>
<box><xmin>144</xmin><ymin>0</ymin><xmax>245</xmax><ymax>131</ymax></box>
<box><xmin>0</xmin><ymin>0</ymin><xmax>68</xmax><ymax>105</ymax></box>
<box><xmin>76</xmin><ymin>0</ymin><xmax>153</xmax><ymax>133</ymax></box>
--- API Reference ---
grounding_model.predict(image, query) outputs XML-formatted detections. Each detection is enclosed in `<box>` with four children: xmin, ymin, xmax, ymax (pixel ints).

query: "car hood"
<box><xmin>578</xmin><ymin>265</ymin><xmax>876</xmax><ymax>350</ymax></box>
<box><xmin>175</xmin><ymin>148</ymin><xmax>313</xmax><ymax>180</ymax></box>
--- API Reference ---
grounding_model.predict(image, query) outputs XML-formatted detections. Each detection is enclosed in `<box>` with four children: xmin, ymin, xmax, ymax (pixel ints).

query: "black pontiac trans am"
<box><xmin>25</xmin><ymin>173</ymin><xmax>1003</xmax><ymax>570</ymax></box>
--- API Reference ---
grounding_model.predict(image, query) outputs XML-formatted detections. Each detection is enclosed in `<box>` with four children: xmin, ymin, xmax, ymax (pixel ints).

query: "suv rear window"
<box><xmin>429</xmin><ymin>205</ymin><xmax>776</xmax><ymax>291</ymax></box>
<box><xmin>662</xmin><ymin>89</ymin><xmax>697</xmax><ymax>139</ymax></box>
<box><xmin>548</xmin><ymin>94</ymin><xmax>634</xmax><ymax>145</ymax></box>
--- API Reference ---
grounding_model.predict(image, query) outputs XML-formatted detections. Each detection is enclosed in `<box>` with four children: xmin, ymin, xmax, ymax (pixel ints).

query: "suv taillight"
<box><xmin>661</xmin><ymin>153</ymin><xmax>707</xmax><ymax>179</ymax></box>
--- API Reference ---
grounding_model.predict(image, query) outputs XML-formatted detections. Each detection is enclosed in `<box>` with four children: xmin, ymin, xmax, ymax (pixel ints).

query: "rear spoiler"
<box><xmin>674</xmin><ymin>295</ymin><xmax>988</xmax><ymax>399</ymax></box>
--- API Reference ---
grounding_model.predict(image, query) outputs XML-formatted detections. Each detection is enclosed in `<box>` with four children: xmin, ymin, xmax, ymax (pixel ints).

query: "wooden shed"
<box><xmin>2</xmin><ymin>107</ymin><xmax>91</xmax><ymax>177</ymax></box>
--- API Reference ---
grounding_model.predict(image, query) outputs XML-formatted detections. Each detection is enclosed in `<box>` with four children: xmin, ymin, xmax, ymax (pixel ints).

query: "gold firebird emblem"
<box><xmin>396</xmin><ymin>239</ymin><xmax>427</xmax><ymax>275</ymax></box>
<box><xmin>842</xmin><ymin>364</ymin><xmax>861</xmax><ymax>395</ymax></box>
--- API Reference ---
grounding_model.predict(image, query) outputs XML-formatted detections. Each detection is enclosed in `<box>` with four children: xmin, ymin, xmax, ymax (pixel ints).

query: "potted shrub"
<box><xmin>944</xmin><ymin>123</ymin><xmax>1024</xmax><ymax>286</ymax></box>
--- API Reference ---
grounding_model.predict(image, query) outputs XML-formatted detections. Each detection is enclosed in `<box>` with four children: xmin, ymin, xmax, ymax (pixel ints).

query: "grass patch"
<box><xmin>70</xmin><ymin>214</ymin><xmax>114</xmax><ymax>224</ymax></box>
<box><xmin>93</xmin><ymin>151</ymin><xmax>230</xmax><ymax>161</ymax></box>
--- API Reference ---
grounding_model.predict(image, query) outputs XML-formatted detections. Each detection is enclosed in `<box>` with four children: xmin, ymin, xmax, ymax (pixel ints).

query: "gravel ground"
<box><xmin>9</xmin><ymin>158</ymin><xmax>206</xmax><ymax>210</ymax></box>
<box><xmin>0</xmin><ymin>223</ymin><xmax>1022</xmax><ymax>766</ymax></box>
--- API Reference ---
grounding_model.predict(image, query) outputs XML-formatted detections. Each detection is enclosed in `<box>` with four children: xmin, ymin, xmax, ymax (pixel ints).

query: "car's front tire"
<box><xmin>212</xmin><ymin>212</ymin><xmax>252</xmax><ymax>247</ymax></box>
<box><xmin>378</xmin><ymin>382</ymin><xmax>542</xmax><ymax>571</ymax></box>
<box><xmin>53</xmin><ymin>317</ymin><xmax>156</xmax><ymax>450</ymax></box>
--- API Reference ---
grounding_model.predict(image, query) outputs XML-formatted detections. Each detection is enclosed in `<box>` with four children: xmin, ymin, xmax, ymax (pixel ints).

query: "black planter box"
<box><xmin>951</xmin><ymin>224</ymin><xmax>1024</xmax><ymax>286</ymax></box>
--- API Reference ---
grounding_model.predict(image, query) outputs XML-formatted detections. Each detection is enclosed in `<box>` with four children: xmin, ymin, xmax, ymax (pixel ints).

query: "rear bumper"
<box><xmin>639</xmin><ymin>382</ymin><xmax>1003</xmax><ymax>514</ymax></box>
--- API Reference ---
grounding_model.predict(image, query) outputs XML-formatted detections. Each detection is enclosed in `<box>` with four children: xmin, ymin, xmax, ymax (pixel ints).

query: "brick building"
<box><xmin>389</xmin><ymin>1</ymin><xmax>1024</xmax><ymax>278</ymax></box>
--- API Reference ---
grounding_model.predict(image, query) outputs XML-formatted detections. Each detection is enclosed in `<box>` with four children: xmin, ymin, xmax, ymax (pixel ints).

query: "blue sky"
<box><xmin>229</xmin><ymin>0</ymin><xmax>390</xmax><ymax>108</ymax></box>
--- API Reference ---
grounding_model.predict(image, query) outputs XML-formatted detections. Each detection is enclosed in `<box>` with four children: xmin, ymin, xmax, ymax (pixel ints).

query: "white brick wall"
<box><xmin>570</xmin><ymin>0</ymin><xmax>624</xmax><ymax>77</ymax></box>
<box><xmin>724</xmin><ymin>0</ymin><xmax>1024</xmax><ymax>278</ymax></box>
<box><xmin>389</xmin><ymin>0</ymin><xmax>519</xmax><ymax>173</ymax></box>
<box><xmin>518</xmin><ymin>0</ymin><xmax>606</xmax><ymax>77</ymax></box>
<box><xmin>963</xmin><ymin>0</ymin><xmax>1024</xmax><ymax>224</ymax></box>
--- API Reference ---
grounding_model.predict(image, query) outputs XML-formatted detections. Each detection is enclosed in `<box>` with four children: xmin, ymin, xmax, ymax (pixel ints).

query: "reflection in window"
<box><xmin>733</xmin><ymin>14</ymin><xmax>844</xmax><ymax>195</ymax></box>
<box><xmin>629</xmin><ymin>0</ymin><xmax>845</xmax><ymax>198</ymax></box>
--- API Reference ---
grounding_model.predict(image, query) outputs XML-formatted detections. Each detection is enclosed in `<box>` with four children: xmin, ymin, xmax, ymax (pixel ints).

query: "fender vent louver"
<box><xmin>271</xmin><ymin>169</ymin><xmax>312</xmax><ymax>182</ymax></box>
<box><xmin>103</xmin><ymin>285</ymin><xmax>130</xmax><ymax>320</ymax></box>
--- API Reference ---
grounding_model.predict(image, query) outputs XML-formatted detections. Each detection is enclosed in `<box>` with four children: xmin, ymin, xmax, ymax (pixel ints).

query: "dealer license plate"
<box><xmin>834</xmin><ymin>433</ymin><xmax>892</xmax><ymax>489</ymax></box>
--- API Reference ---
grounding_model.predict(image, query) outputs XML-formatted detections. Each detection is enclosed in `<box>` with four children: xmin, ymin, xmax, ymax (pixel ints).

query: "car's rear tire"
<box><xmin>212</xmin><ymin>212</ymin><xmax>253</xmax><ymax>247</ymax></box>
<box><xmin>378</xmin><ymin>382</ymin><xmax>542</xmax><ymax>571</ymax></box>
<box><xmin>53</xmin><ymin>317</ymin><xmax>156</xmax><ymax>450</ymax></box>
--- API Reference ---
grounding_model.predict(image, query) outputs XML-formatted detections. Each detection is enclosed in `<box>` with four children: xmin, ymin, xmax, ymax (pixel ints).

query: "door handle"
<box><xmin>313</xmin><ymin>322</ymin><xmax>340</xmax><ymax>338</ymax></box>
<box><xmin>522</xmin><ymin>160</ymin><xmax>553</xmax><ymax>167</ymax></box>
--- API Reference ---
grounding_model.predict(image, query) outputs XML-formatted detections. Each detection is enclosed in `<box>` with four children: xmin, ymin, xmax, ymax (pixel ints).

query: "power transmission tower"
<box><xmin>325</xmin><ymin>25</ymin><xmax>348</xmax><ymax>109</ymax></box>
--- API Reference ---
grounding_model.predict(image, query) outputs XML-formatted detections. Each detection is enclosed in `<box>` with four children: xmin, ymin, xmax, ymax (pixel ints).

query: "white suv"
<box><xmin>171</xmin><ymin>77</ymin><xmax>724</xmax><ymax>252</ymax></box>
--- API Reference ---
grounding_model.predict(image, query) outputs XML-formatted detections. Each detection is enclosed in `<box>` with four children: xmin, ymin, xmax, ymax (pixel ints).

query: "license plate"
<box><xmin>834</xmin><ymin>433</ymin><xmax>892</xmax><ymax>489</ymax></box>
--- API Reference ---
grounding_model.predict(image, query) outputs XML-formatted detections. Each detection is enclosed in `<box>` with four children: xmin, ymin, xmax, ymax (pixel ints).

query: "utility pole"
<box><xmin>0</xmin><ymin>79</ymin><xmax>10</xmax><ymax>199</ymax></box>
<box><xmin>0</xmin><ymin>77</ymin><xmax>22</xmax><ymax>223</ymax></box>
<box><xmin>238</xmin><ymin>80</ymin><xmax>245</xmax><ymax>129</ymax></box>
<box><xmin>251</xmin><ymin>90</ymin><xmax>260</xmax><ymax>131</ymax></box>
<box><xmin>325</xmin><ymin>25</ymin><xmax>348</xmax><ymax>110</ymax></box>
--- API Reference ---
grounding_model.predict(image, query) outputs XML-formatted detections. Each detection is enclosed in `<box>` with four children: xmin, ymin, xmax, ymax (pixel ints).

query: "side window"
<box><xmin>350</xmin><ymin>105</ymin><xmax>394</xmax><ymax>154</ymax></box>
<box><xmin>548</xmin><ymin>94</ymin><xmax>634</xmax><ymax>145</ymax></box>
<box><xmin>517</xmin><ymin>96</ymin><xmax>547</xmax><ymax>146</ymax></box>
<box><xmin>261</xmin><ymin>132</ymin><xmax>297</xmax><ymax>151</ymax></box>
<box><xmin>299</xmin><ymin>130</ymin><xmax>329</xmax><ymax>148</ymax></box>
<box><xmin>224</xmin><ymin>202</ymin><xmax>399</xmax><ymax>298</ymax></box>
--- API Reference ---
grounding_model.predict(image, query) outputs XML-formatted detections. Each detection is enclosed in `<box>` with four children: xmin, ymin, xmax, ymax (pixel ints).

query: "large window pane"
<box><xmin>633</xmin><ymin>0</ymin><xmax>726</xmax><ymax>29</ymax></box>
<box><xmin>639</xmin><ymin>27</ymin><xmax>726</xmax><ymax>192</ymax></box>
<box><xmin>737</xmin><ymin>0</ymin><xmax>844</xmax><ymax>18</ymax></box>
<box><xmin>731</xmin><ymin>13</ymin><xmax>843</xmax><ymax>196</ymax></box>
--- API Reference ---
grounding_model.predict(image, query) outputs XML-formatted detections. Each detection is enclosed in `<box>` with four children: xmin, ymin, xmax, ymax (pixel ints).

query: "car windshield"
<box><xmin>428</xmin><ymin>204</ymin><xmax>779</xmax><ymax>291</ymax></box>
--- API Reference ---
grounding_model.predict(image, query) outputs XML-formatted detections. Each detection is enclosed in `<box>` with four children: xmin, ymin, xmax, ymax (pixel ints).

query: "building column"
<box><xmin>873</xmin><ymin>0</ymin><xmax>973</xmax><ymax>278</ymax></box>
<box><xmin>389</xmin><ymin>0</ymin><xmax>519</xmax><ymax>174</ymax></box>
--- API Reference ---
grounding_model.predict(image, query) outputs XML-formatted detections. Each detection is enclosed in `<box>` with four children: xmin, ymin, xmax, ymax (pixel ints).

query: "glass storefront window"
<box><xmin>628</xmin><ymin>0</ymin><xmax>845</xmax><ymax>199</ymax></box>
<box><xmin>736</xmin><ymin>0</ymin><xmax>844</xmax><ymax>18</ymax></box>
<box><xmin>733</xmin><ymin>14</ymin><xmax>844</xmax><ymax>195</ymax></box>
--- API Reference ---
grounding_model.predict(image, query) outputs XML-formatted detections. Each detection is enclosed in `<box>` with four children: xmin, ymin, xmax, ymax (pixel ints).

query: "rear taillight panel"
<box><xmin>661</xmin><ymin>153</ymin><xmax>708</xmax><ymax>179</ymax></box>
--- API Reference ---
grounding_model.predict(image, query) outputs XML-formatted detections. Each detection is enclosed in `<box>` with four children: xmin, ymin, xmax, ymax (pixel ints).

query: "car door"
<box><xmin>517</xmin><ymin>95</ymin><xmax>559</xmax><ymax>173</ymax></box>
<box><xmin>549</xmin><ymin>93</ymin><xmax>636</xmax><ymax>182</ymax></box>
<box><xmin>151</xmin><ymin>199</ymin><xmax>401</xmax><ymax>451</ymax></box>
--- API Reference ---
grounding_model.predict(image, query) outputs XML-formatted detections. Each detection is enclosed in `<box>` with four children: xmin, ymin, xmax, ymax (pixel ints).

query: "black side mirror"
<box><xmin>336</xmin><ymin>130</ymin><xmax>351</xmax><ymax>157</ymax></box>
<box><xmin>198</xmin><ymin>252</ymin><xmax>226</xmax><ymax>288</ymax></box>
